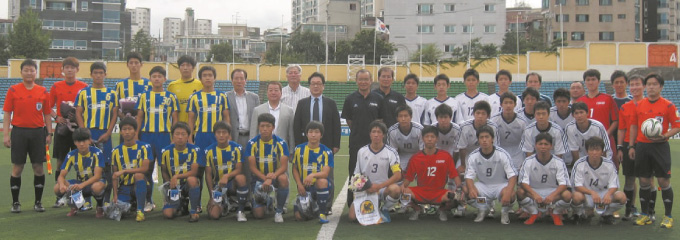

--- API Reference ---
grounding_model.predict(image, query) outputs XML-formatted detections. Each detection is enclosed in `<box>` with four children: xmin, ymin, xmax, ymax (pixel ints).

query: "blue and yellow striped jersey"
<box><xmin>293</xmin><ymin>143</ymin><xmax>334</xmax><ymax>184</ymax></box>
<box><xmin>115</xmin><ymin>78</ymin><xmax>151</xmax><ymax>101</ymax></box>
<box><xmin>186</xmin><ymin>90</ymin><xmax>229</xmax><ymax>133</ymax></box>
<box><xmin>136</xmin><ymin>91</ymin><xmax>179</xmax><ymax>132</ymax></box>
<box><xmin>61</xmin><ymin>147</ymin><xmax>105</xmax><ymax>182</ymax></box>
<box><xmin>74</xmin><ymin>87</ymin><xmax>118</xmax><ymax>130</ymax></box>
<box><xmin>205</xmin><ymin>141</ymin><xmax>242</xmax><ymax>183</ymax></box>
<box><xmin>111</xmin><ymin>141</ymin><xmax>152</xmax><ymax>186</ymax></box>
<box><xmin>161</xmin><ymin>143</ymin><xmax>201</xmax><ymax>182</ymax></box>
<box><xmin>243</xmin><ymin>135</ymin><xmax>289</xmax><ymax>176</ymax></box>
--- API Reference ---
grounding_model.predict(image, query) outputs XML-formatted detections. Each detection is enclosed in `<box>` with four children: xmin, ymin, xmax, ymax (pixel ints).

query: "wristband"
<box><xmin>616</xmin><ymin>145</ymin><xmax>623</xmax><ymax>151</ymax></box>
<box><xmin>628</xmin><ymin>145</ymin><xmax>636</xmax><ymax>149</ymax></box>
<box><xmin>48</xmin><ymin>132</ymin><xmax>54</xmax><ymax>136</ymax></box>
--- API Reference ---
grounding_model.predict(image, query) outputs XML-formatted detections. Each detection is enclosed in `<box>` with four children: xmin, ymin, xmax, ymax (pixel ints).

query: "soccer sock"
<box><xmin>623</xmin><ymin>187</ymin><xmax>635</xmax><ymax>212</ymax></box>
<box><xmin>275</xmin><ymin>188</ymin><xmax>289</xmax><ymax>213</ymax></box>
<box><xmin>189</xmin><ymin>186</ymin><xmax>201</xmax><ymax>214</ymax></box>
<box><xmin>197</xmin><ymin>167</ymin><xmax>205</xmax><ymax>205</ymax></box>
<box><xmin>94</xmin><ymin>194</ymin><xmax>104</xmax><ymax>207</ymax></box>
<box><xmin>236</xmin><ymin>186</ymin><xmax>249</xmax><ymax>211</ymax></box>
<box><xmin>146</xmin><ymin>175</ymin><xmax>154</xmax><ymax>203</ymax></box>
<box><xmin>347</xmin><ymin>190</ymin><xmax>354</xmax><ymax>207</ymax></box>
<box><xmin>639</xmin><ymin>186</ymin><xmax>651</xmax><ymax>215</ymax></box>
<box><xmin>650</xmin><ymin>188</ymin><xmax>658</xmax><ymax>214</ymax></box>
<box><xmin>34</xmin><ymin>175</ymin><xmax>45</xmax><ymax>204</ymax></box>
<box><xmin>136</xmin><ymin>180</ymin><xmax>147</xmax><ymax>211</ymax></box>
<box><xmin>383</xmin><ymin>195</ymin><xmax>399</xmax><ymax>211</ymax></box>
<box><xmin>661</xmin><ymin>186</ymin><xmax>673</xmax><ymax>217</ymax></box>
<box><xmin>553</xmin><ymin>200</ymin><xmax>570</xmax><ymax>214</ymax></box>
<box><xmin>10</xmin><ymin>176</ymin><xmax>21</xmax><ymax>203</ymax></box>
<box><xmin>519</xmin><ymin>198</ymin><xmax>538</xmax><ymax>215</ymax></box>
<box><xmin>501</xmin><ymin>205</ymin><xmax>512</xmax><ymax>213</ymax></box>
<box><xmin>605</xmin><ymin>203</ymin><xmax>624</xmax><ymax>216</ymax></box>
<box><xmin>572</xmin><ymin>203</ymin><xmax>585</xmax><ymax>215</ymax></box>
<box><xmin>316</xmin><ymin>187</ymin><xmax>330</xmax><ymax>215</ymax></box>
<box><xmin>54</xmin><ymin>170</ymin><xmax>61</xmax><ymax>182</ymax></box>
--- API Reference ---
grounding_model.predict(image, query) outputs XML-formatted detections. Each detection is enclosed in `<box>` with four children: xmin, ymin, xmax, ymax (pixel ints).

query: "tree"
<box><xmin>264</xmin><ymin>43</ymin><xmax>302</xmax><ymax>65</ymax></box>
<box><xmin>346</xmin><ymin>30</ymin><xmax>395</xmax><ymax>64</ymax></box>
<box><xmin>130</xmin><ymin>30</ymin><xmax>152</xmax><ymax>61</ymax></box>
<box><xmin>447</xmin><ymin>38</ymin><xmax>500</xmax><ymax>68</ymax></box>
<box><xmin>9</xmin><ymin>9</ymin><xmax>51</xmax><ymax>59</ymax></box>
<box><xmin>208</xmin><ymin>41</ymin><xmax>242</xmax><ymax>62</ymax></box>
<box><xmin>287</xmin><ymin>30</ymin><xmax>325</xmax><ymax>64</ymax></box>
<box><xmin>409</xmin><ymin>43</ymin><xmax>443</xmax><ymax>63</ymax></box>
<box><xmin>330</xmin><ymin>40</ymin><xmax>352</xmax><ymax>64</ymax></box>
<box><xmin>501</xmin><ymin>27</ymin><xmax>549</xmax><ymax>54</ymax></box>
<box><xmin>0</xmin><ymin>36</ymin><xmax>11</xmax><ymax>65</ymax></box>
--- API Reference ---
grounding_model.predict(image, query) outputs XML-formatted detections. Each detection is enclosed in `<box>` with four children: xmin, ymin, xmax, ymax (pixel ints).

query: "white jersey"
<box><xmin>487</xmin><ymin>93</ymin><xmax>523</xmax><ymax>117</ymax></box>
<box><xmin>570</xmin><ymin>156</ymin><xmax>619</xmax><ymax>192</ymax></box>
<box><xmin>519</xmin><ymin>154</ymin><xmax>570</xmax><ymax>190</ymax></box>
<box><xmin>564</xmin><ymin>119</ymin><xmax>613</xmax><ymax>161</ymax></box>
<box><xmin>549</xmin><ymin>106</ymin><xmax>574</xmax><ymax>164</ymax></box>
<box><xmin>387</xmin><ymin>122</ymin><xmax>424</xmax><ymax>170</ymax></box>
<box><xmin>455</xmin><ymin>92</ymin><xmax>490</xmax><ymax>122</ymax></box>
<box><xmin>519</xmin><ymin>121</ymin><xmax>568</xmax><ymax>156</ymax></box>
<box><xmin>465</xmin><ymin>146</ymin><xmax>517</xmax><ymax>185</ymax></box>
<box><xmin>423</xmin><ymin>97</ymin><xmax>464</xmax><ymax>125</ymax></box>
<box><xmin>516</xmin><ymin>107</ymin><xmax>536</xmax><ymax>125</ymax></box>
<box><xmin>406</xmin><ymin>95</ymin><xmax>427</xmax><ymax>124</ymax></box>
<box><xmin>433</xmin><ymin>122</ymin><xmax>461</xmax><ymax>157</ymax></box>
<box><xmin>457</xmin><ymin>119</ymin><xmax>500</xmax><ymax>159</ymax></box>
<box><xmin>355</xmin><ymin>145</ymin><xmax>401</xmax><ymax>185</ymax></box>
<box><xmin>490</xmin><ymin>112</ymin><xmax>529</xmax><ymax>168</ymax></box>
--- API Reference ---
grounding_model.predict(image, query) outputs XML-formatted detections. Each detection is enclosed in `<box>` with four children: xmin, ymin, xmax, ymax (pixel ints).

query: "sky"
<box><xmin>0</xmin><ymin>0</ymin><xmax>541</xmax><ymax>38</ymax></box>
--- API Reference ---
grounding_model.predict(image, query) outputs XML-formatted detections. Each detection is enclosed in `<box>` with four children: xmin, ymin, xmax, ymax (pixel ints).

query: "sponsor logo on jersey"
<box><xmin>389</xmin><ymin>99</ymin><xmax>398</xmax><ymax>104</ymax></box>
<box><xmin>369</xmin><ymin>102</ymin><xmax>378</xmax><ymax>107</ymax></box>
<box><xmin>36</xmin><ymin>102</ymin><xmax>42</xmax><ymax>110</ymax></box>
<box><xmin>200</xmin><ymin>106</ymin><xmax>217</xmax><ymax>112</ymax></box>
<box><xmin>436</xmin><ymin>160</ymin><xmax>446</xmax><ymax>164</ymax></box>
<box><xmin>596</xmin><ymin>101</ymin><xmax>605</xmax><ymax>105</ymax></box>
<box><xmin>88</xmin><ymin>103</ymin><xmax>106</xmax><ymax>109</ymax></box>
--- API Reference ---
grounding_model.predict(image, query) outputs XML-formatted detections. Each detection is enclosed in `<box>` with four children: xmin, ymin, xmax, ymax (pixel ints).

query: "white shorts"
<box><xmin>475</xmin><ymin>183</ymin><xmax>505</xmax><ymax>201</ymax></box>
<box><xmin>583</xmin><ymin>190</ymin><xmax>609</xmax><ymax>208</ymax></box>
<box><xmin>535</xmin><ymin>188</ymin><xmax>558</xmax><ymax>199</ymax></box>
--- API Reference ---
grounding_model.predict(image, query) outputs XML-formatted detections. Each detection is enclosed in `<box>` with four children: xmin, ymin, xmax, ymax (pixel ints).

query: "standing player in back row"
<box><xmin>168</xmin><ymin>55</ymin><xmax>203</xmax><ymax>124</ymax></box>
<box><xmin>423</xmin><ymin>74</ymin><xmax>463</xmax><ymax>125</ymax></box>
<box><xmin>629</xmin><ymin>74</ymin><xmax>680</xmax><ymax>228</ymax></box>
<box><xmin>577</xmin><ymin>69</ymin><xmax>619</xmax><ymax>167</ymax></box>
<box><xmin>491</xmin><ymin>92</ymin><xmax>529</xmax><ymax>169</ymax></box>
<box><xmin>456</xmin><ymin>69</ymin><xmax>489</xmax><ymax>122</ymax></box>
<box><xmin>403</xmin><ymin>74</ymin><xmax>427</xmax><ymax>124</ymax></box>
<box><xmin>486</xmin><ymin>69</ymin><xmax>522</xmax><ymax>116</ymax></box>
<box><xmin>550</xmin><ymin>88</ymin><xmax>574</xmax><ymax>165</ymax></box>
<box><xmin>617</xmin><ymin>75</ymin><xmax>646</xmax><ymax>220</ymax></box>
<box><xmin>115</xmin><ymin>52</ymin><xmax>151</xmax><ymax>121</ymax></box>
<box><xmin>519</xmin><ymin>101</ymin><xmax>568</xmax><ymax>159</ymax></box>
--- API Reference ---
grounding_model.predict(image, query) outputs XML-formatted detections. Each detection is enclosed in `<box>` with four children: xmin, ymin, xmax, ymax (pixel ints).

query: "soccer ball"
<box><xmin>641</xmin><ymin>118</ymin><xmax>663</xmax><ymax>139</ymax></box>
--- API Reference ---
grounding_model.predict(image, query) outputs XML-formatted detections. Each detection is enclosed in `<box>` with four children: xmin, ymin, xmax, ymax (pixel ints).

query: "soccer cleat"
<box><xmin>80</xmin><ymin>202</ymin><xmax>92</xmax><ymax>212</ymax></box>
<box><xmin>602</xmin><ymin>215</ymin><xmax>616</xmax><ymax>225</ymax></box>
<box><xmin>11</xmin><ymin>202</ymin><xmax>21</xmax><ymax>213</ymax></box>
<box><xmin>274</xmin><ymin>212</ymin><xmax>284</xmax><ymax>223</ymax></box>
<box><xmin>439</xmin><ymin>210</ymin><xmax>448</xmax><ymax>222</ymax></box>
<box><xmin>237</xmin><ymin>211</ymin><xmax>247</xmax><ymax>222</ymax></box>
<box><xmin>143</xmin><ymin>202</ymin><xmax>155</xmax><ymax>212</ymax></box>
<box><xmin>34</xmin><ymin>202</ymin><xmax>45</xmax><ymax>212</ymax></box>
<box><xmin>524</xmin><ymin>214</ymin><xmax>539</xmax><ymax>225</ymax></box>
<box><xmin>551</xmin><ymin>213</ymin><xmax>564</xmax><ymax>226</ymax></box>
<box><xmin>409</xmin><ymin>210</ymin><xmax>420</xmax><ymax>221</ymax></box>
<box><xmin>53</xmin><ymin>199</ymin><xmax>65</xmax><ymax>208</ymax></box>
<box><xmin>474</xmin><ymin>209</ymin><xmax>487</xmax><ymax>223</ymax></box>
<box><xmin>188</xmin><ymin>213</ymin><xmax>200</xmax><ymax>222</ymax></box>
<box><xmin>283</xmin><ymin>206</ymin><xmax>288</xmax><ymax>214</ymax></box>
<box><xmin>136</xmin><ymin>210</ymin><xmax>145</xmax><ymax>222</ymax></box>
<box><xmin>651</xmin><ymin>214</ymin><xmax>657</xmax><ymax>223</ymax></box>
<box><xmin>501</xmin><ymin>210</ymin><xmax>510</xmax><ymax>224</ymax></box>
<box><xmin>67</xmin><ymin>208</ymin><xmax>78</xmax><ymax>217</ymax></box>
<box><xmin>634</xmin><ymin>215</ymin><xmax>653</xmax><ymax>226</ymax></box>
<box><xmin>96</xmin><ymin>207</ymin><xmax>104</xmax><ymax>219</ymax></box>
<box><xmin>319</xmin><ymin>214</ymin><xmax>329</xmax><ymax>224</ymax></box>
<box><xmin>660</xmin><ymin>216</ymin><xmax>673</xmax><ymax>228</ymax></box>
<box><xmin>381</xmin><ymin>208</ymin><xmax>391</xmax><ymax>223</ymax></box>
<box><xmin>613</xmin><ymin>211</ymin><xmax>621</xmax><ymax>218</ymax></box>
<box><xmin>453</xmin><ymin>206</ymin><xmax>466</xmax><ymax>218</ymax></box>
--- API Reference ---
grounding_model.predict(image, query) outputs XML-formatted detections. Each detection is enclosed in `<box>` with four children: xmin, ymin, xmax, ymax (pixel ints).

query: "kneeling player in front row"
<box><xmin>570</xmin><ymin>137</ymin><xmax>626</xmax><ymax>224</ymax></box>
<box><xmin>160</xmin><ymin>122</ymin><xmax>202</xmax><ymax>222</ymax></box>
<box><xmin>517</xmin><ymin>133</ymin><xmax>572</xmax><ymax>226</ymax></box>
<box><xmin>349</xmin><ymin>120</ymin><xmax>402</xmax><ymax>223</ymax></box>
<box><xmin>402</xmin><ymin>125</ymin><xmax>461</xmax><ymax>222</ymax></box>
<box><xmin>204</xmin><ymin>121</ymin><xmax>249</xmax><ymax>221</ymax></box>
<box><xmin>465</xmin><ymin>125</ymin><xmax>517</xmax><ymax>224</ymax></box>
<box><xmin>54</xmin><ymin>128</ymin><xmax>107</xmax><ymax>218</ymax></box>
<box><xmin>292</xmin><ymin>121</ymin><xmax>333</xmax><ymax>223</ymax></box>
<box><xmin>111</xmin><ymin>117</ymin><xmax>152</xmax><ymax>222</ymax></box>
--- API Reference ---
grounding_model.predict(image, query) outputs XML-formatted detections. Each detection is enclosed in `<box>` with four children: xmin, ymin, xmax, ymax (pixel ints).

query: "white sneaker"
<box><xmin>501</xmin><ymin>210</ymin><xmax>510</xmax><ymax>224</ymax></box>
<box><xmin>144</xmin><ymin>202</ymin><xmax>155</xmax><ymax>212</ymax></box>
<box><xmin>409</xmin><ymin>210</ymin><xmax>420</xmax><ymax>221</ymax></box>
<box><xmin>237</xmin><ymin>211</ymin><xmax>247</xmax><ymax>222</ymax></box>
<box><xmin>453</xmin><ymin>206</ymin><xmax>466</xmax><ymax>218</ymax></box>
<box><xmin>439</xmin><ymin>210</ymin><xmax>448</xmax><ymax>222</ymax></box>
<box><xmin>274</xmin><ymin>212</ymin><xmax>284</xmax><ymax>223</ymax></box>
<box><xmin>474</xmin><ymin>209</ymin><xmax>487</xmax><ymax>222</ymax></box>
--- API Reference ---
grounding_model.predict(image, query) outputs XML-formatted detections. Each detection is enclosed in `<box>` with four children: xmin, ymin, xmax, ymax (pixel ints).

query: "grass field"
<box><xmin>0</xmin><ymin>136</ymin><xmax>678</xmax><ymax>240</ymax></box>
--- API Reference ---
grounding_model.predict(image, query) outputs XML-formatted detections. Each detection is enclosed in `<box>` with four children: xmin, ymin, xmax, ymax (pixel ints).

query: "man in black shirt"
<box><xmin>372</xmin><ymin>67</ymin><xmax>406</xmax><ymax>128</ymax></box>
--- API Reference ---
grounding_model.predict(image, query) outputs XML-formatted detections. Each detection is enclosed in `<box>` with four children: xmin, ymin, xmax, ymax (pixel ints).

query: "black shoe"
<box><xmin>34</xmin><ymin>202</ymin><xmax>45</xmax><ymax>212</ymax></box>
<box><xmin>602</xmin><ymin>215</ymin><xmax>616</xmax><ymax>225</ymax></box>
<box><xmin>11</xmin><ymin>202</ymin><xmax>21</xmax><ymax>213</ymax></box>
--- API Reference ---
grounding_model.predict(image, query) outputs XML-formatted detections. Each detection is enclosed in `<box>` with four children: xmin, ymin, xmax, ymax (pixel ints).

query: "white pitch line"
<box><xmin>317</xmin><ymin>177</ymin><xmax>349</xmax><ymax>240</ymax></box>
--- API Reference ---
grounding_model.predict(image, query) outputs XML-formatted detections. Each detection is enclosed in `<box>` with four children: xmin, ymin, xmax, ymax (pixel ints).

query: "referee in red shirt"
<box><xmin>3</xmin><ymin>59</ymin><xmax>53</xmax><ymax>213</ymax></box>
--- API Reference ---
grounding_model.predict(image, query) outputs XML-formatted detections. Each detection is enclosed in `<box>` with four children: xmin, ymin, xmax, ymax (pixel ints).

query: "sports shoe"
<box><xmin>453</xmin><ymin>206</ymin><xmax>465</xmax><ymax>218</ymax></box>
<box><xmin>501</xmin><ymin>209</ymin><xmax>510</xmax><ymax>224</ymax></box>
<box><xmin>635</xmin><ymin>215</ymin><xmax>653</xmax><ymax>225</ymax></box>
<box><xmin>551</xmin><ymin>213</ymin><xmax>564</xmax><ymax>226</ymax></box>
<box><xmin>80</xmin><ymin>202</ymin><xmax>92</xmax><ymax>211</ymax></box>
<box><xmin>651</xmin><ymin>214</ymin><xmax>657</xmax><ymax>223</ymax></box>
<box><xmin>524</xmin><ymin>214</ymin><xmax>539</xmax><ymax>225</ymax></box>
<box><xmin>136</xmin><ymin>210</ymin><xmax>145</xmax><ymax>222</ymax></box>
<box><xmin>144</xmin><ymin>202</ymin><xmax>155</xmax><ymax>212</ymax></box>
<box><xmin>274</xmin><ymin>212</ymin><xmax>284</xmax><ymax>223</ymax></box>
<box><xmin>53</xmin><ymin>199</ymin><xmax>64</xmax><ymax>208</ymax></box>
<box><xmin>96</xmin><ymin>207</ymin><xmax>104</xmax><ymax>219</ymax></box>
<box><xmin>487</xmin><ymin>208</ymin><xmax>495</xmax><ymax>218</ymax></box>
<box><xmin>66</xmin><ymin>208</ymin><xmax>78</xmax><ymax>217</ymax></box>
<box><xmin>613</xmin><ymin>211</ymin><xmax>621</xmax><ymax>218</ymax></box>
<box><xmin>237</xmin><ymin>211</ymin><xmax>247</xmax><ymax>222</ymax></box>
<box><xmin>409</xmin><ymin>210</ymin><xmax>420</xmax><ymax>221</ymax></box>
<box><xmin>34</xmin><ymin>202</ymin><xmax>45</xmax><ymax>212</ymax></box>
<box><xmin>11</xmin><ymin>202</ymin><xmax>21</xmax><ymax>213</ymax></box>
<box><xmin>283</xmin><ymin>206</ymin><xmax>288</xmax><ymax>214</ymax></box>
<box><xmin>381</xmin><ymin>208</ymin><xmax>391</xmax><ymax>223</ymax></box>
<box><xmin>602</xmin><ymin>215</ymin><xmax>616</xmax><ymax>225</ymax></box>
<box><xmin>188</xmin><ymin>213</ymin><xmax>200</xmax><ymax>222</ymax></box>
<box><xmin>439</xmin><ymin>210</ymin><xmax>448</xmax><ymax>222</ymax></box>
<box><xmin>474</xmin><ymin>209</ymin><xmax>487</xmax><ymax>223</ymax></box>
<box><xmin>660</xmin><ymin>216</ymin><xmax>673</xmax><ymax>228</ymax></box>
<box><xmin>319</xmin><ymin>214</ymin><xmax>329</xmax><ymax>224</ymax></box>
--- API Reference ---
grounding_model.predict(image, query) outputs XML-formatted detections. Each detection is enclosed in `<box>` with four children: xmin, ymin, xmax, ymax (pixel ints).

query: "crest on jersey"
<box><xmin>361</xmin><ymin>200</ymin><xmax>375</xmax><ymax>214</ymax></box>
<box><xmin>36</xmin><ymin>102</ymin><xmax>42</xmax><ymax>110</ymax></box>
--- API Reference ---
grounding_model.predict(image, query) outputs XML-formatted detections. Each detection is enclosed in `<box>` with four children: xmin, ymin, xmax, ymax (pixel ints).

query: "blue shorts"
<box><xmin>90</xmin><ymin>128</ymin><xmax>112</xmax><ymax>165</ymax></box>
<box><xmin>162</xmin><ymin>183</ymin><xmax>189</xmax><ymax>210</ymax></box>
<box><xmin>141</xmin><ymin>132</ymin><xmax>171</xmax><ymax>165</ymax></box>
<box><xmin>116</xmin><ymin>184</ymin><xmax>140</xmax><ymax>203</ymax></box>
<box><xmin>67</xmin><ymin>179</ymin><xmax>106</xmax><ymax>197</ymax></box>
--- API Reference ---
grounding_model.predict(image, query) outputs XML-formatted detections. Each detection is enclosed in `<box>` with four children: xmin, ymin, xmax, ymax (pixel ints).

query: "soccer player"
<box><xmin>204</xmin><ymin>121</ymin><xmax>248</xmax><ymax>221</ymax></box>
<box><xmin>115</xmin><ymin>52</ymin><xmax>151</xmax><ymax>120</ymax></box>
<box><xmin>373</xmin><ymin>67</ymin><xmax>406</xmax><ymax>128</ymax></box>
<box><xmin>402</xmin><ymin>125</ymin><xmax>461</xmax><ymax>222</ymax></box>
<box><xmin>4</xmin><ymin>59</ymin><xmax>53</xmax><ymax>213</ymax></box>
<box><xmin>245</xmin><ymin>113</ymin><xmax>290</xmax><ymax>223</ymax></box>
<box><xmin>517</xmin><ymin>133</ymin><xmax>572</xmax><ymax>226</ymax></box>
<box><xmin>570</xmin><ymin>81</ymin><xmax>586</xmax><ymax>103</ymax></box>
<box><xmin>160</xmin><ymin>122</ymin><xmax>202</xmax><ymax>222</ymax></box>
<box><xmin>465</xmin><ymin>125</ymin><xmax>517</xmax><ymax>224</ymax></box>
<box><xmin>111</xmin><ymin>117</ymin><xmax>152</xmax><ymax>222</ymax></box>
<box><xmin>348</xmin><ymin>120</ymin><xmax>402</xmax><ymax>223</ymax></box>
<box><xmin>629</xmin><ymin>74</ymin><xmax>680</xmax><ymax>228</ymax></box>
<box><xmin>403</xmin><ymin>74</ymin><xmax>427</xmax><ymax>124</ymax></box>
<box><xmin>611</xmin><ymin>70</ymin><xmax>633</xmax><ymax>109</ymax></box>
<box><xmin>168</xmin><ymin>55</ymin><xmax>203</xmax><ymax>124</ymax></box>
<box><xmin>136</xmin><ymin>66</ymin><xmax>178</xmax><ymax>212</ymax></box>
<box><xmin>455</xmin><ymin>69</ymin><xmax>489</xmax><ymax>122</ymax></box>
<box><xmin>565</xmin><ymin>102</ymin><xmax>613</xmax><ymax>164</ymax></box>
<box><xmin>517</xmin><ymin>87</ymin><xmax>540</xmax><ymax>124</ymax></box>
<box><xmin>617</xmin><ymin>75</ymin><xmax>645</xmax><ymax>220</ymax></box>
<box><xmin>550</xmin><ymin>88</ymin><xmax>574</xmax><ymax>165</ymax></box>
<box><xmin>292</xmin><ymin>121</ymin><xmax>333</xmax><ymax>223</ymax></box>
<box><xmin>519</xmin><ymin>101</ymin><xmax>568</xmax><ymax>159</ymax></box>
<box><xmin>487</xmin><ymin>69</ymin><xmax>522</xmax><ymax>116</ymax></box>
<box><xmin>577</xmin><ymin>69</ymin><xmax>619</xmax><ymax>166</ymax></box>
<box><xmin>53</xmin><ymin>128</ymin><xmax>106</xmax><ymax>217</ymax></box>
<box><xmin>387</xmin><ymin>105</ymin><xmax>424</xmax><ymax>172</ymax></box>
<box><xmin>423</xmin><ymin>74</ymin><xmax>463</xmax><ymax>125</ymax></box>
<box><xmin>571</xmin><ymin>137</ymin><xmax>626</xmax><ymax>224</ymax></box>
<box><xmin>524</xmin><ymin>72</ymin><xmax>553</xmax><ymax>106</ymax></box>
<box><xmin>491</xmin><ymin>92</ymin><xmax>529</xmax><ymax>169</ymax></box>
<box><xmin>432</xmin><ymin>104</ymin><xmax>461</xmax><ymax>158</ymax></box>
<box><xmin>457</xmin><ymin>101</ymin><xmax>499</xmax><ymax>173</ymax></box>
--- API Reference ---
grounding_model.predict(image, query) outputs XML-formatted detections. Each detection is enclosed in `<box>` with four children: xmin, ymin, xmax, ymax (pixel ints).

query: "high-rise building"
<box><xmin>195</xmin><ymin>19</ymin><xmax>212</xmax><ymax>35</ymax></box>
<box><xmin>291</xmin><ymin>0</ymin><xmax>361</xmax><ymax>42</ymax></box>
<box><xmin>127</xmin><ymin>7</ymin><xmax>150</xmax><ymax>35</ymax></box>
<box><xmin>545</xmin><ymin>0</ymin><xmax>636</xmax><ymax>45</ymax></box>
<box><xmin>163</xmin><ymin>17</ymin><xmax>182</xmax><ymax>44</ymax></box>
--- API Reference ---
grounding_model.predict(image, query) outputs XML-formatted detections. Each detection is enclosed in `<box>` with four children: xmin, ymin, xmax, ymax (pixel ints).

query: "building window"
<box><xmin>42</xmin><ymin>20</ymin><xmax>53</xmax><ymax>30</ymax></box>
<box><xmin>576</xmin><ymin>0</ymin><xmax>589</xmax><ymax>5</ymax></box>
<box><xmin>102</xmin><ymin>30</ymin><xmax>120</xmax><ymax>41</ymax></box>
<box><xmin>51</xmin><ymin>39</ymin><xmax>78</xmax><ymax>49</ymax></box>
<box><xmin>350</xmin><ymin>3</ymin><xmax>356</xmax><ymax>10</ymax></box>
<box><xmin>599</xmin><ymin>32</ymin><xmax>614</xmax><ymax>40</ymax></box>
<box><xmin>571</xmin><ymin>32</ymin><xmax>585</xmax><ymax>40</ymax></box>
<box><xmin>82</xmin><ymin>1</ymin><xmax>88</xmax><ymax>11</ymax></box>
<box><xmin>599</xmin><ymin>0</ymin><xmax>612</xmax><ymax>5</ymax></box>
<box><xmin>103</xmin><ymin>10</ymin><xmax>121</xmax><ymax>23</ymax></box>
<box><xmin>553</xmin><ymin>31</ymin><xmax>567</xmax><ymax>39</ymax></box>
<box><xmin>30</xmin><ymin>0</ymin><xmax>37</xmax><ymax>9</ymax></box>
<box><xmin>659</xmin><ymin>29</ymin><xmax>669</xmax><ymax>40</ymax></box>
<box><xmin>445</xmin><ymin>4</ymin><xmax>455</xmax><ymax>12</ymax></box>
<box><xmin>463</xmin><ymin>25</ymin><xmax>474</xmax><ymax>33</ymax></box>
<box><xmin>417</xmin><ymin>4</ymin><xmax>433</xmax><ymax>14</ymax></box>
<box><xmin>618</xmin><ymin>14</ymin><xmax>626</xmax><ymax>19</ymax></box>
<box><xmin>556</xmin><ymin>14</ymin><xmax>569</xmax><ymax>22</ymax></box>
<box><xmin>556</xmin><ymin>0</ymin><xmax>567</xmax><ymax>5</ymax></box>
<box><xmin>444</xmin><ymin>25</ymin><xmax>455</xmax><ymax>33</ymax></box>
<box><xmin>484</xmin><ymin>25</ymin><xmax>496</xmax><ymax>33</ymax></box>
<box><xmin>659</xmin><ymin>13</ymin><xmax>669</xmax><ymax>24</ymax></box>
<box><xmin>76</xmin><ymin>21</ymin><xmax>87</xmax><ymax>31</ymax></box>
<box><xmin>444</xmin><ymin>44</ymin><xmax>456</xmax><ymax>52</ymax></box>
<box><xmin>417</xmin><ymin>25</ymin><xmax>433</xmax><ymax>33</ymax></box>
<box><xmin>576</xmin><ymin>14</ymin><xmax>589</xmax><ymax>22</ymax></box>
<box><xmin>484</xmin><ymin>4</ymin><xmax>495</xmax><ymax>12</ymax></box>
<box><xmin>659</xmin><ymin>0</ymin><xmax>669</xmax><ymax>8</ymax></box>
<box><xmin>599</xmin><ymin>14</ymin><xmax>613</xmax><ymax>22</ymax></box>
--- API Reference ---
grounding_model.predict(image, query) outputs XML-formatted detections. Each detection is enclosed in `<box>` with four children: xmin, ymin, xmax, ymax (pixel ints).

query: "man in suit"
<box><xmin>227</xmin><ymin>69</ymin><xmax>260</xmax><ymax>147</ymax></box>
<box><xmin>250</xmin><ymin>81</ymin><xmax>295</xmax><ymax>153</ymax></box>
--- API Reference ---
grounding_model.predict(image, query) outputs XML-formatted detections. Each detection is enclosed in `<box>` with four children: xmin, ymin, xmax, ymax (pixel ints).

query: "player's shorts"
<box><xmin>90</xmin><ymin>128</ymin><xmax>113</xmax><ymax>164</ymax></box>
<box><xmin>10</xmin><ymin>126</ymin><xmax>46</xmax><ymax>164</ymax></box>
<box><xmin>475</xmin><ymin>183</ymin><xmax>505</xmax><ymax>201</ymax></box>
<box><xmin>408</xmin><ymin>186</ymin><xmax>448</xmax><ymax>204</ymax></box>
<box><xmin>194</xmin><ymin>132</ymin><xmax>217</xmax><ymax>153</ymax></box>
<box><xmin>116</xmin><ymin>184</ymin><xmax>145</xmax><ymax>203</ymax></box>
<box><xmin>634</xmin><ymin>142</ymin><xmax>671</xmax><ymax>178</ymax></box>
<box><xmin>67</xmin><ymin>179</ymin><xmax>106</xmax><ymax>197</ymax></box>
<box><xmin>141</xmin><ymin>132</ymin><xmax>171</xmax><ymax>165</ymax></box>
<box><xmin>534</xmin><ymin>188</ymin><xmax>558</xmax><ymax>199</ymax></box>
<box><xmin>582</xmin><ymin>190</ymin><xmax>610</xmax><ymax>208</ymax></box>
<box><xmin>162</xmin><ymin>183</ymin><xmax>189</xmax><ymax>210</ymax></box>
<box><xmin>621</xmin><ymin>142</ymin><xmax>635</xmax><ymax>177</ymax></box>
<box><xmin>52</xmin><ymin>126</ymin><xmax>75</xmax><ymax>162</ymax></box>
